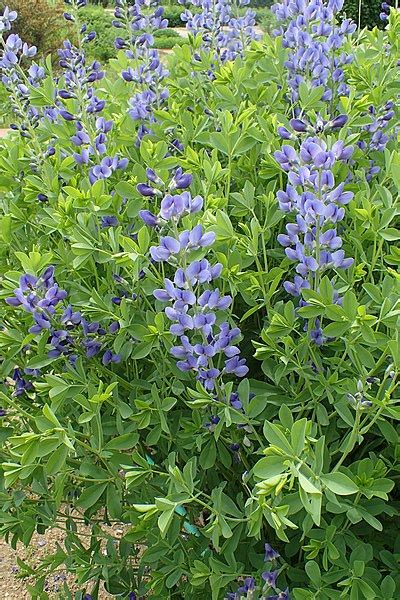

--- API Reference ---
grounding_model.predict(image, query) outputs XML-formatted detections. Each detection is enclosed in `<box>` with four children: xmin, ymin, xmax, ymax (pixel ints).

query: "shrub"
<box><xmin>0</xmin><ymin>1</ymin><xmax>400</xmax><ymax>600</ymax></box>
<box><xmin>81</xmin><ymin>5</ymin><xmax>117</xmax><ymax>62</ymax></box>
<box><xmin>343</xmin><ymin>0</ymin><xmax>384</xmax><ymax>29</ymax></box>
<box><xmin>153</xmin><ymin>27</ymin><xmax>181</xmax><ymax>39</ymax></box>
<box><xmin>88</xmin><ymin>0</ymin><xmax>110</xmax><ymax>6</ymax></box>
<box><xmin>161</xmin><ymin>4</ymin><xmax>188</xmax><ymax>27</ymax></box>
<box><xmin>2</xmin><ymin>0</ymin><xmax>69</xmax><ymax>58</ymax></box>
<box><xmin>154</xmin><ymin>36</ymin><xmax>187</xmax><ymax>49</ymax></box>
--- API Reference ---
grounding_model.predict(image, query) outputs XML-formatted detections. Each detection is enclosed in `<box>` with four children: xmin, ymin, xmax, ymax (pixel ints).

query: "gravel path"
<box><xmin>0</xmin><ymin>526</ymin><xmax>119</xmax><ymax>598</ymax></box>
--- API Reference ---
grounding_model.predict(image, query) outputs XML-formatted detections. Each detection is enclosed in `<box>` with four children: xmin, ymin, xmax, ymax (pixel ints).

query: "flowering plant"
<box><xmin>0</xmin><ymin>1</ymin><xmax>399</xmax><ymax>599</ymax></box>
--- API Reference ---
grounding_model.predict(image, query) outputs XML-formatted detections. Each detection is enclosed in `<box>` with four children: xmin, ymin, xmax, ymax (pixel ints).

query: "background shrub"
<box><xmin>2</xmin><ymin>0</ymin><xmax>69</xmax><ymax>58</ymax></box>
<box><xmin>154</xmin><ymin>36</ymin><xmax>187</xmax><ymax>49</ymax></box>
<box><xmin>81</xmin><ymin>5</ymin><xmax>117</xmax><ymax>62</ymax></box>
<box><xmin>161</xmin><ymin>5</ymin><xmax>193</xmax><ymax>27</ymax></box>
<box><xmin>342</xmin><ymin>0</ymin><xmax>384</xmax><ymax>29</ymax></box>
<box><xmin>88</xmin><ymin>0</ymin><xmax>110</xmax><ymax>6</ymax></box>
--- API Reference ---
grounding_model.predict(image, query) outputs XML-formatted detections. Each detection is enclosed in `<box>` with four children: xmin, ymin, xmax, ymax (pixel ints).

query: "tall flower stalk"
<box><xmin>137</xmin><ymin>167</ymin><xmax>248</xmax><ymax>395</ymax></box>
<box><xmin>181</xmin><ymin>0</ymin><xmax>259</xmax><ymax>65</ymax></box>
<box><xmin>0</xmin><ymin>7</ymin><xmax>54</xmax><ymax>168</ymax></box>
<box><xmin>274</xmin><ymin>129</ymin><xmax>354</xmax><ymax>325</ymax></box>
<box><xmin>273</xmin><ymin>0</ymin><xmax>358</xmax><ymax>346</ymax></box>
<box><xmin>58</xmin><ymin>0</ymin><xmax>128</xmax><ymax>182</ymax></box>
<box><xmin>272</xmin><ymin>0</ymin><xmax>356</xmax><ymax>113</ymax></box>
<box><xmin>113</xmin><ymin>0</ymin><xmax>169</xmax><ymax>144</ymax></box>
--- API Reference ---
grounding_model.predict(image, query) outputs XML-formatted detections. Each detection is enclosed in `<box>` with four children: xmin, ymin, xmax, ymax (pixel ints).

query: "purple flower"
<box><xmin>290</xmin><ymin>118</ymin><xmax>308</xmax><ymax>132</ymax></box>
<box><xmin>237</xmin><ymin>577</ymin><xmax>255</xmax><ymax>594</ymax></box>
<box><xmin>265</xmin><ymin>542</ymin><xmax>280</xmax><ymax>561</ymax></box>
<box><xmin>139</xmin><ymin>210</ymin><xmax>159</xmax><ymax>227</ymax></box>
<box><xmin>262</xmin><ymin>570</ymin><xmax>279</xmax><ymax>589</ymax></box>
<box><xmin>137</xmin><ymin>183</ymin><xmax>157</xmax><ymax>197</ymax></box>
<box><xmin>101</xmin><ymin>215</ymin><xmax>119</xmax><ymax>228</ymax></box>
<box><xmin>170</xmin><ymin>167</ymin><xmax>193</xmax><ymax>190</ymax></box>
<box><xmin>269</xmin><ymin>589</ymin><xmax>290</xmax><ymax>600</ymax></box>
<box><xmin>330</xmin><ymin>114</ymin><xmax>348</xmax><ymax>129</ymax></box>
<box><xmin>102</xmin><ymin>349</ymin><xmax>121</xmax><ymax>365</ymax></box>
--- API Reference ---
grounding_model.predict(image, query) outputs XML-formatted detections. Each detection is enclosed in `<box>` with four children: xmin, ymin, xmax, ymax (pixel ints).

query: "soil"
<box><xmin>0</xmin><ymin>522</ymin><xmax>124</xmax><ymax>598</ymax></box>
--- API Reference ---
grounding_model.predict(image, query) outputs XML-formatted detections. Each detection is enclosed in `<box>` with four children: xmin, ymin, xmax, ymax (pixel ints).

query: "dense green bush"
<box><xmin>0</xmin><ymin>1</ymin><xmax>400</xmax><ymax>599</ymax></box>
<box><xmin>343</xmin><ymin>0</ymin><xmax>384</xmax><ymax>29</ymax></box>
<box><xmin>81</xmin><ymin>5</ymin><xmax>117</xmax><ymax>62</ymax></box>
<box><xmin>81</xmin><ymin>8</ymin><xmax>186</xmax><ymax>58</ymax></box>
<box><xmin>153</xmin><ymin>27</ymin><xmax>181</xmax><ymax>39</ymax></box>
<box><xmin>161</xmin><ymin>4</ymin><xmax>270</xmax><ymax>27</ymax></box>
<box><xmin>161</xmin><ymin>4</ymin><xmax>191</xmax><ymax>27</ymax></box>
<box><xmin>155</xmin><ymin>36</ymin><xmax>187</xmax><ymax>49</ymax></box>
<box><xmin>88</xmin><ymin>0</ymin><xmax>110</xmax><ymax>6</ymax></box>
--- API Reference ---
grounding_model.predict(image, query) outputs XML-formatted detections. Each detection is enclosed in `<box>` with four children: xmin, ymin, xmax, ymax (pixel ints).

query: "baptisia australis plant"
<box><xmin>137</xmin><ymin>167</ymin><xmax>248</xmax><ymax>394</ymax></box>
<box><xmin>272</xmin><ymin>0</ymin><xmax>356</xmax><ymax>110</ymax></box>
<box><xmin>58</xmin><ymin>0</ymin><xmax>128</xmax><ymax>182</ymax></box>
<box><xmin>5</xmin><ymin>266</ymin><xmax>121</xmax><ymax>370</ymax></box>
<box><xmin>180</xmin><ymin>0</ymin><xmax>259</xmax><ymax>65</ymax></box>
<box><xmin>113</xmin><ymin>0</ymin><xmax>169</xmax><ymax>144</ymax></box>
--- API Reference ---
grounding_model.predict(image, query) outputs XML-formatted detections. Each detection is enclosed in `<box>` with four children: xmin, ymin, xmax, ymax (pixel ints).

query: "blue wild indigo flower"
<box><xmin>58</xmin><ymin>1</ymin><xmax>128</xmax><ymax>182</ymax></box>
<box><xmin>5</xmin><ymin>266</ymin><xmax>121</xmax><ymax>367</ymax></box>
<box><xmin>113</xmin><ymin>0</ymin><xmax>169</xmax><ymax>144</ymax></box>
<box><xmin>274</xmin><ymin>121</ymin><xmax>354</xmax><ymax>345</ymax></box>
<box><xmin>180</xmin><ymin>0</ymin><xmax>259</xmax><ymax>65</ymax></box>
<box><xmin>0</xmin><ymin>9</ymin><xmax>55</xmax><ymax>165</ymax></box>
<box><xmin>138</xmin><ymin>168</ymin><xmax>248</xmax><ymax>394</ymax></box>
<box><xmin>380</xmin><ymin>1</ymin><xmax>391</xmax><ymax>21</ymax></box>
<box><xmin>224</xmin><ymin>541</ymin><xmax>287</xmax><ymax>599</ymax></box>
<box><xmin>274</xmin><ymin>135</ymin><xmax>354</xmax><ymax>291</ymax></box>
<box><xmin>357</xmin><ymin>101</ymin><xmax>396</xmax><ymax>180</ymax></box>
<box><xmin>271</xmin><ymin>0</ymin><xmax>355</xmax><ymax>110</ymax></box>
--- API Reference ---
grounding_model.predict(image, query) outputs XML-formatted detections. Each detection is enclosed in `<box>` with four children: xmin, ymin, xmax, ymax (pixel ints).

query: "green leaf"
<box><xmin>45</xmin><ymin>445</ymin><xmax>68</xmax><ymax>476</ymax></box>
<box><xmin>263</xmin><ymin>422</ymin><xmax>293</xmax><ymax>455</ymax></box>
<box><xmin>379</xmin><ymin>227</ymin><xmax>400</xmax><ymax>241</ymax></box>
<box><xmin>253</xmin><ymin>455</ymin><xmax>287</xmax><ymax>480</ymax></box>
<box><xmin>76</xmin><ymin>483</ymin><xmax>107</xmax><ymax>510</ymax></box>
<box><xmin>158</xmin><ymin>508</ymin><xmax>175</xmax><ymax>538</ymax></box>
<box><xmin>291</xmin><ymin>418</ymin><xmax>307</xmax><ymax>456</ymax></box>
<box><xmin>321</xmin><ymin>472</ymin><xmax>358</xmax><ymax>495</ymax></box>
<box><xmin>199</xmin><ymin>439</ymin><xmax>216</xmax><ymax>470</ymax></box>
<box><xmin>297</xmin><ymin>471</ymin><xmax>321</xmax><ymax>495</ymax></box>
<box><xmin>131</xmin><ymin>340</ymin><xmax>153</xmax><ymax>359</ymax></box>
<box><xmin>114</xmin><ymin>181</ymin><xmax>137</xmax><ymax>199</ymax></box>
<box><xmin>105</xmin><ymin>433</ymin><xmax>139</xmax><ymax>450</ymax></box>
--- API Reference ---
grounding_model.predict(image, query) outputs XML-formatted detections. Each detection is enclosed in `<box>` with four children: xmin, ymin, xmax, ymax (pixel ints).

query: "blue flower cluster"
<box><xmin>138</xmin><ymin>168</ymin><xmax>248</xmax><ymax>393</ymax></box>
<box><xmin>225</xmin><ymin>543</ymin><xmax>288</xmax><ymax>600</ymax></box>
<box><xmin>113</xmin><ymin>0</ymin><xmax>169</xmax><ymax>144</ymax></box>
<box><xmin>58</xmin><ymin>1</ymin><xmax>128</xmax><ymax>182</ymax></box>
<box><xmin>272</xmin><ymin>0</ymin><xmax>355</xmax><ymax>108</ymax></box>
<box><xmin>5</xmin><ymin>367</ymin><xmax>38</xmax><ymax>398</ymax></box>
<box><xmin>275</xmin><ymin>134</ymin><xmax>354</xmax><ymax>295</ymax></box>
<box><xmin>5</xmin><ymin>266</ymin><xmax>120</xmax><ymax>366</ymax></box>
<box><xmin>357</xmin><ymin>101</ymin><xmax>396</xmax><ymax>180</ymax></box>
<box><xmin>180</xmin><ymin>0</ymin><xmax>259</xmax><ymax>64</ymax></box>
<box><xmin>380</xmin><ymin>1</ymin><xmax>391</xmax><ymax>21</ymax></box>
<box><xmin>0</xmin><ymin>8</ymin><xmax>53</xmax><ymax>162</ymax></box>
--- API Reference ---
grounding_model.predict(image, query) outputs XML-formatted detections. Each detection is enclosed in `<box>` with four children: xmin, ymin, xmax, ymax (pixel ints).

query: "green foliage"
<box><xmin>0</xmin><ymin>5</ymin><xmax>399</xmax><ymax>600</ymax></box>
<box><xmin>81</xmin><ymin>5</ymin><xmax>118</xmax><ymax>62</ymax></box>
<box><xmin>160</xmin><ymin>4</ymin><xmax>192</xmax><ymax>27</ymax></box>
